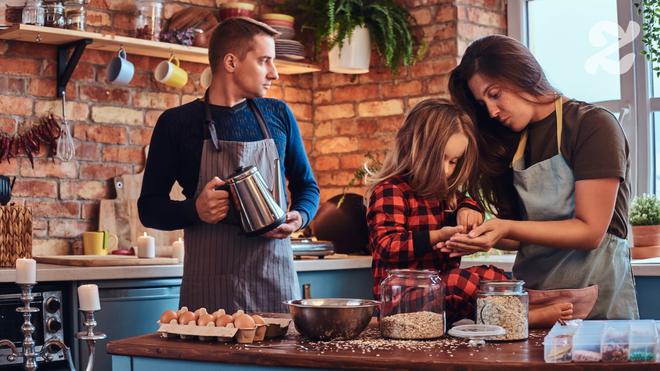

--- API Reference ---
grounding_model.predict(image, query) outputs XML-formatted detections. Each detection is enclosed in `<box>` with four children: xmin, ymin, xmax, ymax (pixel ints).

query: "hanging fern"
<box><xmin>281</xmin><ymin>0</ymin><xmax>424</xmax><ymax>73</ymax></box>
<box><xmin>635</xmin><ymin>0</ymin><xmax>660</xmax><ymax>77</ymax></box>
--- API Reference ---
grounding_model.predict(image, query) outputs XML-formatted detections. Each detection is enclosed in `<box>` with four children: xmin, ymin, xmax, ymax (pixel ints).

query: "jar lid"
<box><xmin>448</xmin><ymin>324</ymin><xmax>506</xmax><ymax>339</ymax></box>
<box><xmin>387</xmin><ymin>268</ymin><xmax>439</xmax><ymax>277</ymax></box>
<box><xmin>478</xmin><ymin>280</ymin><xmax>525</xmax><ymax>293</ymax></box>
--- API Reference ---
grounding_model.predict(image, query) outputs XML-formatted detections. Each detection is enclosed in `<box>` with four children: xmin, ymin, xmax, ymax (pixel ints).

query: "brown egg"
<box><xmin>159</xmin><ymin>310</ymin><xmax>178</xmax><ymax>324</ymax></box>
<box><xmin>176</xmin><ymin>306</ymin><xmax>189</xmax><ymax>316</ymax></box>
<box><xmin>178</xmin><ymin>310</ymin><xmax>196</xmax><ymax>325</ymax></box>
<box><xmin>215</xmin><ymin>314</ymin><xmax>234</xmax><ymax>327</ymax></box>
<box><xmin>234</xmin><ymin>313</ymin><xmax>256</xmax><ymax>329</ymax></box>
<box><xmin>194</xmin><ymin>307</ymin><xmax>207</xmax><ymax>319</ymax></box>
<box><xmin>231</xmin><ymin>310</ymin><xmax>245</xmax><ymax>320</ymax></box>
<box><xmin>197</xmin><ymin>313</ymin><xmax>215</xmax><ymax>326</ymax></box>
<box><xmin>212</xmin><ymin>309</ymin><xmax>226</xmax><ymax>319</ymax></box>
<box><xmin>251</xmin><ymin>314</ymin><xmax>265</xmax><ymax>325</ymax></box>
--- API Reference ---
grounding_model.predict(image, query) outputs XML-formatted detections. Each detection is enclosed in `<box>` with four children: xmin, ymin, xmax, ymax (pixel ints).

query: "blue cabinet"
<box><xmin>297</xmin><ymin>269</ymin><xmax>372</xmax><ymax>299</ymax></box>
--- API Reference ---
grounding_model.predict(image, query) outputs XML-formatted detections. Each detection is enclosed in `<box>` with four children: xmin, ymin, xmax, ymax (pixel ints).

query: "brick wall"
<box><xmin>0</xmin><ymin>0</ymin><xmax>504</xmax><ymax>255</ymax></box>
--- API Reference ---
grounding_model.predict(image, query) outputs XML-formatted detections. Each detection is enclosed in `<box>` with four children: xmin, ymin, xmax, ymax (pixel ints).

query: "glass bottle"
<box><xmin>63</xmin><ymin>0</ymin><xmax>86</xmax><ymax>31</ymax></box>
<box><xmin>135</xmin><ymin>0</ymin><xmax>163</xmax><ymax>41</ymax></box>
<box><xmin>476</xmin><ymin>280</ymin><xmax>529</xmax><ymax>341</ymax></box>
<box><xmin>43</xmin><ymin>0</ymin><xmax>64</xmax><ymax>28</ymax></box>
<box><xmin>379</xmin><ymin>269</ymin><xmax>445</xmax><ymax>340</ymax></box>
<box><xmin>22</xmin><ymin>0</ymin><xmax>44</xmax><ymax>26</ymax></box>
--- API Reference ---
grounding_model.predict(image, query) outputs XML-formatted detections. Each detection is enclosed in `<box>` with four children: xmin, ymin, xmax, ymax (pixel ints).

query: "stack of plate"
<box><xmin>219</xmin><ymin>2</ymin><xmax>255</xmax><ymax>21</ymax></box>
<box><xmin>261</xmin><ymin>13</ymin><xmax>306</xmax><ymax>61</ymax></box>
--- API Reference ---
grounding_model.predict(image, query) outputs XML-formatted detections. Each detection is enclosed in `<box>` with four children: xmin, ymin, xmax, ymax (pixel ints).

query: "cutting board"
<box><xmin>35</xmin><ymin>255</ymin><xmax>179</xmax><ymax>267</ymax></box>
<box><xmin>99</xmin><ymin>146</ymin><xmax>185</xmax><ymax>251</ymax></box>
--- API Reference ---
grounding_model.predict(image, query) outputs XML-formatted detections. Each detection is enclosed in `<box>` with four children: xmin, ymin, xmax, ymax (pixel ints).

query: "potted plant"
<box><xmin>281</xmin><ymin>0</ymin><xmax>424</xmax><ymax>74</ymax></box>
<box><xmin>635</xmin><ymin>1</ymin><xmax>659</xmax><ymax>77</ymax></box>
<box><xmin>629</xmin><ymin>194</ymin><xmax>660</xmax><ymax>259</ymax></box>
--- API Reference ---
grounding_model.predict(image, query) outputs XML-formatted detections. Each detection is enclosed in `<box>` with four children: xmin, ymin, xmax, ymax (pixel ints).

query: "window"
<box><xmin>509</xmin><ymin>0</ymin><xmax>659</xmax><ymax>195</ymax></box>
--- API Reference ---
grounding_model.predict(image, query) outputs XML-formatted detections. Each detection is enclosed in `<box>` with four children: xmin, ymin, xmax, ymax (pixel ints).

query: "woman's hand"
<box><xmin>444</xmin><ymin>218</ymin><xmax>511</xmax><ymax>253</ymax></box>
<box><xmin>456</xmin><ymin>207</ymin><xmax>484</xmax><ymax>232</ymax></box>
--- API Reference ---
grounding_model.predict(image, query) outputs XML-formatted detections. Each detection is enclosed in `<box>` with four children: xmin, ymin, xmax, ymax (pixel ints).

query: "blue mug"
<box><xmin>107</xmin><ymin>48</ymin><xmax>134</xmax><ymax>85</ymax></box>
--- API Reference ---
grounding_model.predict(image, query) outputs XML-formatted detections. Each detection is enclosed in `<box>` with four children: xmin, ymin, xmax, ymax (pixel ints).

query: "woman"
<box><xmin>447</xmin><ymin>35</ymin><xmax>638</xmax><ymax>320</ymax></box>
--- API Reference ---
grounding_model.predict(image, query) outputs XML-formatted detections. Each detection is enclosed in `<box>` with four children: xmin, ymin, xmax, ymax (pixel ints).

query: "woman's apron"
<box><xmin>179</xmin><ymin>95</ymin><xmax>300</xmax><ymax>313</ymax></box>
<box><xmin>510</xmin><ymin>97</ymin><xmax>639</xmax><ymax>319</ymax></box>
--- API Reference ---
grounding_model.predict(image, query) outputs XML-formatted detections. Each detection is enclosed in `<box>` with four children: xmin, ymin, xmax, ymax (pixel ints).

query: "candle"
<box><xmin>172</xmin><ymin>237</ymin><xmax>185</xmax><ymax>264</ymax></box>
<box><xmin>15</xmin><ymin>258</ymin><xmax>36</xmax><ymax>284</ymax></box>
<box><xmin>78</xmin><ymin>284</ymin><xmax>101</xmax><ymax>311</ymax></box>
<box><xmin>137</xmin><ymin>232</ymin><xmax>155</xmax><ymax>258</ymax></box>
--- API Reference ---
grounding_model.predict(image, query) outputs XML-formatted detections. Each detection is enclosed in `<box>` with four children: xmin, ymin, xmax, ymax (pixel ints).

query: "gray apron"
<box><xmin>179</xmin><ymin>95</ymin><xmax>300</xmax><ymax>313</ymax></box>
<box><xmin>511</xmin><ymin>97</ymin><xmax>638</xmax><ymax>319</ymax></box>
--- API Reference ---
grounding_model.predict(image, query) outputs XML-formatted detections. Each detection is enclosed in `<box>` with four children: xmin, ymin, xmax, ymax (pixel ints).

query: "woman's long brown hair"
<box><xmin>365</xmin><ymin>98</ymin><xmax>478</xmax><ymax>208</ymax></box>
<box><xmin>448</xmin><ymin>35</ymin><xmax>559</xmax><ymax>219</ymax></box>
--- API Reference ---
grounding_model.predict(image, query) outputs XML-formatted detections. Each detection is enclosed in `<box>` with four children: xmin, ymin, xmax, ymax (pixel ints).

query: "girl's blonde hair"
<box><xmin>365</xmin><ymin>98</ymin><xmax>478</xmax><ymax>205</ymax></box>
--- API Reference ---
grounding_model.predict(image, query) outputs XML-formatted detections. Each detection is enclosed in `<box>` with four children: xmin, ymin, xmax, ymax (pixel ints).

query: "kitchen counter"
<box><xmin>107</xmin><ymin>319</ymin><xmax>653</xmax><ymax>370</ymax></box>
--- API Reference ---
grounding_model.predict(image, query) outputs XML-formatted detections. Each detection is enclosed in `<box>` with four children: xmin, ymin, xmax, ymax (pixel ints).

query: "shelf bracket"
<box><xmin>57</xmin><ymin>38</ymin><xmax>92</xmax><ymax>97</ymax></box>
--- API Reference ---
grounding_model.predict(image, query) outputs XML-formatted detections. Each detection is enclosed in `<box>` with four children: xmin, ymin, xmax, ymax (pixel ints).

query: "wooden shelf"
<box><xmin>0</xmin><ymin>24</ymin><xmax>320</xmax><ymax>74</ymax></box>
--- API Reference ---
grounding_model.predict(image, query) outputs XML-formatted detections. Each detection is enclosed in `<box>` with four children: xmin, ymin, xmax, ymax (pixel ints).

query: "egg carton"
<box><xmin>157</xmin><ymin>317</ymin><xmax>291</xmax><ymax>344</ymax></box>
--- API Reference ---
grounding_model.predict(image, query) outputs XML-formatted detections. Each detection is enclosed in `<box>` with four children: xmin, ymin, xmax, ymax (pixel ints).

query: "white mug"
<box><xmin>200</xmin><ymin>66</ymin><xmax>212</xmax><ymax>90</ymax></box>
<box><xmin>107</xmin><ymin>48</ymin><xmax>134</xmax><ymax>85</ymax></box>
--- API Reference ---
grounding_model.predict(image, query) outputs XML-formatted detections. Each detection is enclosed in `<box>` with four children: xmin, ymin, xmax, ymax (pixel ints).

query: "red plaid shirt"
<box><xmin>367</xmin><ymin>176</ymin><xmax>507</xmax><ymax>322</ymax></box>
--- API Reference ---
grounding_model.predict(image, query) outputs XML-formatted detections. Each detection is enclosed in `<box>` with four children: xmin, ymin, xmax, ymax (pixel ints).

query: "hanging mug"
<box><xmin>155</xmin><ymin>55</ymin><xmax>188</xmax><ymax>88</ymax></box>
<box><xmin>107</xmin><ymin>48</ymin><xmax>135</xmax><ymax>85</ymax></box>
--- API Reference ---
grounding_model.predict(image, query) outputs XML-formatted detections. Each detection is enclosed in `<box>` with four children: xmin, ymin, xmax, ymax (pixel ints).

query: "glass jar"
<box><xmin>43</xmin><ymin>0</ymin><xmax>64</xmax><ymax>28</ymax></box>
<box><xmin>63</xmin><ymin>0</ymin><xmax>86</xmax><ymax>31</ymax></box>
<box><xmin>379</xmin><ymin>269</ymin><xmax>445</xmax><ymax>340</ymax></box>
<box><xmin>476</xmin><ymin>280</ymin><xmax>528</xmax><ymax>341</ymax></box>
<box><xmin>1</xmin><ymin>0</ymin><xmax>26</xmax><ymax>28</ymax></box>
<box><xmin>135</xmin><ymin>0</ymin><xmax>163</xmax><ymax>41</ymax></box>
<box><xmin>22</xmin><ymin>0</ymin><xmax>44</xmax><ymax>25</ymax></box>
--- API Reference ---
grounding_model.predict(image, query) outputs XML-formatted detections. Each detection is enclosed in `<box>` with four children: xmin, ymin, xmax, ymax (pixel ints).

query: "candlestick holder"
<box><xmin>76</xmin><ymin>310</ymin><xmax>107</xmax><ymax>371</ymax></box>
<box><xmin>0</xmin><ymin>283</ymin><xmax>75</xmax><ymax>370</ymax></box>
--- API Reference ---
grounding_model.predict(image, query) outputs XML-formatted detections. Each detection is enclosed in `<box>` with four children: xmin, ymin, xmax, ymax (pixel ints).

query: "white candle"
<box><xmin>78</xmin><ymin>284</ymin><xmax>101</xmax><ymax>311</ymax></box>
<box><xmin>172</xmin><ymin>237</ymin><xmax>185</xmax><ymax>263</ymax></box>
<box><xmin>15</xmin><ymin>258</ymin><xmax>36</xmax><ymax>284</ymax></box>
<box><xmin>137</xmin><ymin>232</ymin><xmax>155</xmax><ymax>258</ymax></box>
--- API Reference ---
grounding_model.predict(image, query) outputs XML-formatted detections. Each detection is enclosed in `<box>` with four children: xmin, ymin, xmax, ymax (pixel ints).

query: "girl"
<box><xmin>366</xmin><ymin>98</ymin><xmax>508</xmax><ymax>325</ymax></box>
<box><xmin>447</xmin><ymin>35</ymin><xmax>638</xmax><ymax>320</ymax></box>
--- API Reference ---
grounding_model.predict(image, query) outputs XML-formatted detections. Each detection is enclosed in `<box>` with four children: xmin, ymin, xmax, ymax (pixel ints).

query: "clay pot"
<box><xmin>631</xmin><ymin>225</ymin><xmax>660</xmax><ymax>247</ymax></box>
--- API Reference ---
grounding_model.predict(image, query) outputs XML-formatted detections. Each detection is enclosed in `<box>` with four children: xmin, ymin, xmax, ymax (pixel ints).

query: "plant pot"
<box><xmin>630</xmin><ymin>246</ymin><xmax>660</xmax><ymax>260</ymax></box>
<box><xmin>631</xmin><ymin>225</ymin><xmax>660</xmax><ymax>247</ymax></box>
<box><xmin>328</xmin><ymin>26</ymin><xmax>371</xmax><ymax>74</ymax></box>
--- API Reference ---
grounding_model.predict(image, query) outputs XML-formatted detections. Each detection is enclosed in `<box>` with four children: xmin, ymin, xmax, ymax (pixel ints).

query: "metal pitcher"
<box><xmin>218</xmin><ymin>160</ymin><xmax>286</xmax><ymax>236</ymax></box>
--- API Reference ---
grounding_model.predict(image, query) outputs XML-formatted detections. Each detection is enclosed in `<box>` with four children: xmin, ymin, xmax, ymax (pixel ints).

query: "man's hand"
<box><xmin>262</xmin><ymin>211</ymin><xmax>303</xmax><ymax>239</ymax></box>
<box><xmin>195</xmin><ymin>177</ymin><xmax>230</xmax><ymax>224</ymax></box>
<box><xmin>456</xmin><ymin>207</ymin><xmax>484</xmax><ymax>232</ymax></box>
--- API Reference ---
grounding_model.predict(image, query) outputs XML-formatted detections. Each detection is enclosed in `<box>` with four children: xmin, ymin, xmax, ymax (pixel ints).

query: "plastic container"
<box><xmin>63</xmin><ymin>0</ymin><xmax>86</xmax><ymax>31</ymax></box>
<box><xmin>571</xmin><ymin>321</ymin><xmax>605</xmax><ymax>362</ymax></box>
<box><xmin>21</xmin><ymin>0</ymin><xmax>44</xmax><ymax>25</ymax></box>
<box><xmin>628</xmin><ymin>320</ymin><xmax>657</xmax><ymax>362</ymax></box>
<box><xmin>543</xmin><ymin>322</ymin><xmax>579</xmax><ymax>363</ymax></box>
<box><xmin>135</xmin><ymin>0</ymin><xmax>163</xmax><ymax>41</ymax></box>
<box><xmin>601</xmin><ymin>322</ymin><xmax>630</xmax><ymax>362</ymax></box>
<box><xmin>43</xmin><ymin>0</ymin><xmax>64</xmax><ymax>28</ymax></box>
<box><xmin>379</xmin><ymin>269</ymin><xmax>445</xmax><ymax>340</ymax></box>
<box><xmin>476</xmin><ymin>280</ymin><xmax>528</xmax><ymax>341</ymax></box>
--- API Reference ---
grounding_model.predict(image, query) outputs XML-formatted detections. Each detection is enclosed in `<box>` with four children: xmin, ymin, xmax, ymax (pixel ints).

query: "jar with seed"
<box><xmin>476</xmin><ymin>280</ymin><xmax>528</xmax><ymax>341</ymax></box>
<box><xmin>63</xmin><ymin>0</ymin><xmax>86</xmax><ymax>31</ymax></box>
<box><xmin>379</xmin><ymin>269</ymin><xmax>445</xmax><ymax>340</ymax></box>
<box><xmin>135</xmin><ymin>0</ymin><xmax>163</xmax><ymax>41</ymax></box>
<box><xmin>43</xmin><ymin>0</ymin><xmax>64</xmax><ymax>28</ymax></box>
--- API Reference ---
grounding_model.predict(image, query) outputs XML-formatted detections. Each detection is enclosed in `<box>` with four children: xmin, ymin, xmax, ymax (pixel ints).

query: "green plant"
<box><xmin>630</xmin><ymin>194</ymin><xmax>660</xmax><ymax>226</ymax></box>
<box><xmin>281</xmin><ymin>0</ymin><xmax>425</xmax><ymax>73</ymax></box>
<box><xmin>337</xmin><ymin>152</ymin><xmax>382</xmax><ymax>207</ymax></box>
<box><xmin>635</xmin><ymin>1</ymin><xmax>660</xmax><ymax>77</ymax></box>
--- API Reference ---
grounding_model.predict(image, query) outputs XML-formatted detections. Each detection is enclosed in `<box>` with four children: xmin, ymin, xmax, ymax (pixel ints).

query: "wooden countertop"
<box><xmin>106</xmin><ymin>319</ymin><xmax>652</xmax><ymax>370</ymax></box>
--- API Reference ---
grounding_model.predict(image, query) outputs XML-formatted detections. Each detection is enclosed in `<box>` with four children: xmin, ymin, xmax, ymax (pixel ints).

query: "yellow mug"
<box><xmin>82</xmin><ymin>231</ymin><xmax>118</xmax><ymax>256</ymax></box>
<box><xmin>155</xmin><ymin>55</ymin><xmax>188</xmax><ymax>88</ymax></box>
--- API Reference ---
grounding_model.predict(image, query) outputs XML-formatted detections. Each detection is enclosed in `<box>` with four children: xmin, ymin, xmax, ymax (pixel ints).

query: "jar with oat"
<box><xmin>476</xmin><ymin>280</ymin><xmax>528</xmax><ymax>341</ymax></box>
<box><xmin>135</xmin><ymin>0</ymin><xmax>163</xmax><ymax>41</ymax></box>
<box><xmin>63</xmin><ymin>0</ymin><xmax>87</xmax><ymax>31</ymax></box>
<box><xmin>379</xmin><ymin>269</ymin><xmax>445</xmax><ymax>340</ymax></box>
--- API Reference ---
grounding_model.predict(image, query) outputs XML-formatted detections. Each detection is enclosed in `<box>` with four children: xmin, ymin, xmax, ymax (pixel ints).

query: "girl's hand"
<box><xmin>445</xmin><ymin>218</ymin><xmax>511</xmax><ymax>252</ymax></box>
<box><xmin>456</xmin><ymin>207</ymin><xmax>484</xmax><ymax>232</ymax></box>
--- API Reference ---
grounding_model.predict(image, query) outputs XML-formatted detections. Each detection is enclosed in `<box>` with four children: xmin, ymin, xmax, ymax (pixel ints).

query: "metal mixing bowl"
<box><xmin>284</xmin><ymin>298</ymin><xmax>379</xmax><ymax>341</ymax></box>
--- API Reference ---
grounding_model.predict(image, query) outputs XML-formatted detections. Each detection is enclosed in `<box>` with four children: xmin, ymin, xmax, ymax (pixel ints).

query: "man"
<box><xmin>138</xmin><ymin>17</ymin><xmax>319</xmax><ymax>313</ymax></box>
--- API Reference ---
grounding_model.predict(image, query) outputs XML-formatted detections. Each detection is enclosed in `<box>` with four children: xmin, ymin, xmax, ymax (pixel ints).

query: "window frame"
<box><xmin>508</xmin><ymin>0</ymin><xmax>659</xmax><ymax>196</ymax></box>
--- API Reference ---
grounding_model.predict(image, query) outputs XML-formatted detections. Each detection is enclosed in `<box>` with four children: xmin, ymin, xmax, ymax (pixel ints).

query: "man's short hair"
<box><xmin>208</xmin><ymin>17</ymin><xmax>280</xmax><ymax>73</ymax></box>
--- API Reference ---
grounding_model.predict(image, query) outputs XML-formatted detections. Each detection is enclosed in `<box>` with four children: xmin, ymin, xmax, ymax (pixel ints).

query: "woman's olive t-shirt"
<box><xmin>523</xmin><ymin>99</ymin><xmax>630</xmax><ymax>239</ymax></box>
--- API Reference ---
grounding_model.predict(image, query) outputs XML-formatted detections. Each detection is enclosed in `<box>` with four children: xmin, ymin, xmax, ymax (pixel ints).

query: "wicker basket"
<box><xmin>0</xmin><ymin>204</ymin><xmax>32</xmax><ymax>268</ymax></box>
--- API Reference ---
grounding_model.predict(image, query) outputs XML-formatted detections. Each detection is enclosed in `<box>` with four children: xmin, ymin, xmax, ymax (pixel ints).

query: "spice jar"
<box><xmin>379</xmin><ymin>269</ymin><xmax>445</xmax><ymax>339</ymax></box>
<box><xmin>476</xmin><ymin>280</ymin><xmax>528</xmax><ymax>341</ymax></box>
<box><xmin>135</xmin><ymin>0</ymin><xmax>163</xmax><ymax>41</ymax></box>
<box><xmin>22</xmin><ymin>0</ymin><xmax>44</xmax><ymax>25</ymax></box>
<box><xmin>43</xmin><ymin>0</ymin><xmax>64</xmax><ymax>28</ymax></box>
<box><xmin>63</xmin><ymin>0</ymin><xmax>86</xmax><ymax>31</ymax></box>
<box><xmin>1</xmin><ymin>0</ymin><xmax>26</xmax><ymax>28</ymax></box>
